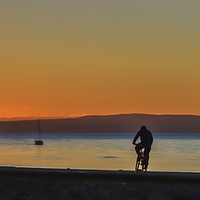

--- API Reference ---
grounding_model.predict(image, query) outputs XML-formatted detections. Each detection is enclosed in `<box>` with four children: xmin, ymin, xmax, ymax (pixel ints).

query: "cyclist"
<box><xmin>132</xmin><ymin>126</ymin><xmax>153</xmax><ymax>169</ymax></box>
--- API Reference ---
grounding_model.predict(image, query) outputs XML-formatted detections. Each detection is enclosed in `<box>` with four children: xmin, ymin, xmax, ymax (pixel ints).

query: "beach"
<box><xmin>0</xmin><ymin>167</ymin><xmax>199</xmax><ymax>200</ymax></box>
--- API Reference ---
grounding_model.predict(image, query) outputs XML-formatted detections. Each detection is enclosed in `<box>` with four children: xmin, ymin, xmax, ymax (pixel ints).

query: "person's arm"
<box><xmin>150</xmin><ymin>132</ymin><xmax>153</xmax><ymax>145</ymax></box>
<box><xmin>132</xmin><ymin>131</ymin><xmax>140</xmax><ymax>145</ymax></box>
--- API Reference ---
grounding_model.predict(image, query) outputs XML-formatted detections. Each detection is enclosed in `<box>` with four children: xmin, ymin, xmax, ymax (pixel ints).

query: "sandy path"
<box><xmin>0</xmin><ymin>167</ymin><xmax>199</xmax><ymax>200</ymax></box>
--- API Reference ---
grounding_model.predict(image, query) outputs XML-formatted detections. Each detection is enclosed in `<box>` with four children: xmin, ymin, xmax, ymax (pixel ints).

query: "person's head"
<box><xmin>141</xmin><ymin>126</ymin><xmax>147</xmax><ymax>131</ymax></box>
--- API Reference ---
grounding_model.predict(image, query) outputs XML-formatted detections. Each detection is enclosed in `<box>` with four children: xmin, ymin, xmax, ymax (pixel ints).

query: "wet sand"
<box><xmin>0</xmin><ymin>167</ymin><xmax>199</xmax><ymax>200</ymax></box>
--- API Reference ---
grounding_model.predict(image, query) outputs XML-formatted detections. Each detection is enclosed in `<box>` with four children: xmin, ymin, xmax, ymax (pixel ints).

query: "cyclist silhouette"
<box><xmin>132</xmin><ymin>126</ymin><xmax>153</xmax><ymax>169</ymax></box>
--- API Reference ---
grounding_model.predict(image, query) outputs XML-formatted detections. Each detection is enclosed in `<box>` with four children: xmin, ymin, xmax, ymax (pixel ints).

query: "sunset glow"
<box><xmin>1</xmin><ymin>1</ymin><xmax>200</xmax><ymax>118</ymax></box>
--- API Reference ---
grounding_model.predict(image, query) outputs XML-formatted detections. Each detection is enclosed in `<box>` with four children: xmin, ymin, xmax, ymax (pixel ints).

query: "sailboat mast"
<box><xmin>37</xmin><ymin>120</ymin><xmax>42</xmax><ymax>139</ymax></box>
<box><xmin>35</xmin><ymin>120</ymin><xmax>44</xmax><ymax>145</ymax></box>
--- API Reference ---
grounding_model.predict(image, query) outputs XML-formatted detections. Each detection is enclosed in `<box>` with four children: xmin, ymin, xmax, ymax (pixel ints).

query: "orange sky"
<box><xmin>1</xmin><ymin>1</ymin><xmax>200</xmax><ymax>118</ymax></box>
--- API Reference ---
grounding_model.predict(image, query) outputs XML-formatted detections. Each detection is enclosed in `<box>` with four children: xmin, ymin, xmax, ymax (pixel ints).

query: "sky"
<box><xmin>1</xmin><ymin>0</ymin><xmax>200</xmax><ymax>118</ymax></box>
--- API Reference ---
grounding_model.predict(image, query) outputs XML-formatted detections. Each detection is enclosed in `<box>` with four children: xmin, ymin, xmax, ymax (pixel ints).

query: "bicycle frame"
<box><xmin>135</xmin><ymin>148</ymin><xmax>147</xmax><ymax>173</ymax></box>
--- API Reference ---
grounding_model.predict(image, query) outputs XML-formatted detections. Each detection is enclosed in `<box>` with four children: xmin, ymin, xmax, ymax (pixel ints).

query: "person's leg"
<box><xmin>144</xmin><ymin>148</ymin><xmax>151</xmax><ymax>168</ymax></box>
<box><xmin>135</xmin><ymin>143</ymin><xmax>143</xmax><ymax>156</ymax></box>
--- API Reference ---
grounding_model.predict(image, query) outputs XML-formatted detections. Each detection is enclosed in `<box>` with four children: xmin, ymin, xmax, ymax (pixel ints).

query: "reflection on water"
<box><xmin>151</xmin><ymin>135</ymin><xmax>200</xmax><ymax>172</ymax></box>
<box><xmin>0</xmin><ymin>133</ymin><xmax>199</xmax><ymax>172</ymax></box>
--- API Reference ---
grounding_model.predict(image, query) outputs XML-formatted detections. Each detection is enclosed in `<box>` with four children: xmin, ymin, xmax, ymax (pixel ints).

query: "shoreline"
<box><xmin>0</xmin><ymin>166</ymin><xmax>200</xmax><ymax>181</ymax></box>
<box><xmin>0</xmin><ymin>166</ymin><xmax>199</xmax><ymax>200</ymax></box>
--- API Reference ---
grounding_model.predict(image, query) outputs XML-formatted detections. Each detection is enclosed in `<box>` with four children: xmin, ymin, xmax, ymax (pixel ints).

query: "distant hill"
<box><xmin>0</xmin><ymin>114</ymin><xmax>200</xmax><ymax>133</ymax></box>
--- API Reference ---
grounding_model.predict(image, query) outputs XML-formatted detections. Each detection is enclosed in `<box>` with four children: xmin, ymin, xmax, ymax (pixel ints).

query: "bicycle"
<box><xmin>134</xmin><ymin>148</ymin><xmax>147</xmax><ymax>173</ymax></box>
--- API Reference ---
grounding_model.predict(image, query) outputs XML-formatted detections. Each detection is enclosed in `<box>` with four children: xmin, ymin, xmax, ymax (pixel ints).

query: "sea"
<box><xmin>0</xmin><ymin>133</ymin><xmax>199</xmax><ymax>172</ymax></box>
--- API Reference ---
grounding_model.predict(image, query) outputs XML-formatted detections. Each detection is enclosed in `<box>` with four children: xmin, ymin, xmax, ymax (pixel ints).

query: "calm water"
<box><xmin>0</xmin><ymin>133</ymin><xmax>199</xmax><ymax>172</ymax></box>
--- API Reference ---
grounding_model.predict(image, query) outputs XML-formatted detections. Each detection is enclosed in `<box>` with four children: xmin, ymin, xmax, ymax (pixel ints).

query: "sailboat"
<box><xmin>35</xmin><ymin>120</ymin><xmax>44</xmax><ymax>145</ymax></box>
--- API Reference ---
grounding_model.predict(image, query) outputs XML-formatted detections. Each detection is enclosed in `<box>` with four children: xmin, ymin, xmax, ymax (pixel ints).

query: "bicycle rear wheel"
<box><xmin>142</xmin><ymin>156</ymin><xmax>148</xmax><ymax>173</ymax></box>
<box><xmin>142</xmin><ymin>164</ymin><xmax>147</xmax><ymax>173</ymax></box>
<box><xmin>135</xmin><ymin>156</ymin><xmax>140</xmax><ymax>173</ymax></box>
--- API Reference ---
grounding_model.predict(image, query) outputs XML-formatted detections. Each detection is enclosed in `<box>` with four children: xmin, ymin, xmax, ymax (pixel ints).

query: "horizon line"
<box><xmin>1</xmin><ymin>112</ymin><xmax>200</xmax><ymax>122</ymax></box>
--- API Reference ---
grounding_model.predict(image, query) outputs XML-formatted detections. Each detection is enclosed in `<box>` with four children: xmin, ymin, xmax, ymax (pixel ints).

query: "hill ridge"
<box><xmin>1</xmin><ymin>113</ymin><xmax>200</xmax><ymax>133</ymax></box>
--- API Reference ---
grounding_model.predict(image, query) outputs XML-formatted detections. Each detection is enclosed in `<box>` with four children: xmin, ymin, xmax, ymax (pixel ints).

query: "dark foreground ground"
<box><xmin>0</xmin><ymin>167</ymin><xmax>199</xmax><ymax>200</ymax></box>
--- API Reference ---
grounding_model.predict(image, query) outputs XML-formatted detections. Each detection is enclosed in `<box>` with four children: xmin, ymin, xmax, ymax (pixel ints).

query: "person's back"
<box><xmin>132</xmin><ymin>126</ymin><xmax>153</xmax><ymax>147</ymax></box>
<box><xmin>137</xmin><ymin>128</ymin><xmax>153</xmax><ymax>148</ymax></box>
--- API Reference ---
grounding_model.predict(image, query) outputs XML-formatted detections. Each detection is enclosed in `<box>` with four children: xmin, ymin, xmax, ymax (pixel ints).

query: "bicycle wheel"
<box><xmin>142</xmin><ymin>164</ymin><xmax>147</xmax><ymax>174</ymax></box>
<box><xmin>135</xmin><ymin>156</ymin><xmax>140</xmax><ymax>173</ymax></box>
<box><xmin>142</xmin><ymin>155</ymin><xmax>148</xmax><ymax>173</ymax></box>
